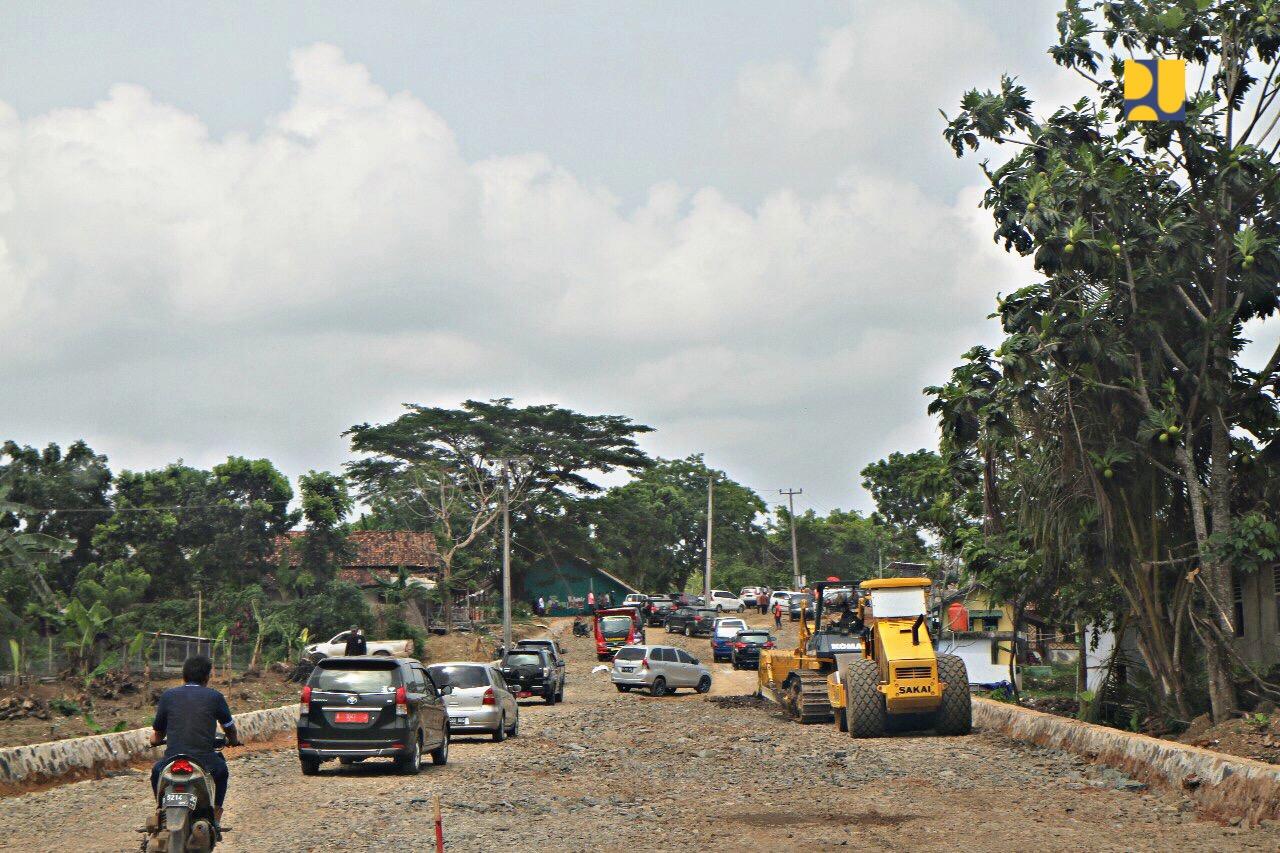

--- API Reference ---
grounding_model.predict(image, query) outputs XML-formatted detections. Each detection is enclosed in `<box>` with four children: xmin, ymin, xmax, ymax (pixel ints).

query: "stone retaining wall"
<box><xmin>0</xmin><ymin>703</ymin><xmax>296</xmax><ymax>789</ymax></box>
<box><xmin>974</xmin><ymin>697</ymin><xmax>1280</xmax><ymax>823</ymax></box>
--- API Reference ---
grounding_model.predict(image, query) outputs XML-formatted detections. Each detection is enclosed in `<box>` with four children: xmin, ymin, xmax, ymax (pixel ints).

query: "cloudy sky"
<box><xmin>0</xmin><ymin>1</ymin><xmax>1169</xmax><ymax>514</ymax></box>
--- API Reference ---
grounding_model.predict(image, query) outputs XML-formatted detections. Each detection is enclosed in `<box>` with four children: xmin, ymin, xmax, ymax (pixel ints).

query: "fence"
<box><xmin>0</xmin><ymin>633</ymin><xmax>260</xmax><ymax>687</ymax></box>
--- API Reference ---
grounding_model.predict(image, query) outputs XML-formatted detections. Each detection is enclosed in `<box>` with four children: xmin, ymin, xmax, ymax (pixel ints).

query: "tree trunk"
<box><xmin>1203</xmin><ymin>407</ymin><xmax>1238</xmax><ymax>721</ymax></box>
<box><xmin>441</xmin><ymin>558</ymin><xmax>453</xmax><ymax>635</ymax></box>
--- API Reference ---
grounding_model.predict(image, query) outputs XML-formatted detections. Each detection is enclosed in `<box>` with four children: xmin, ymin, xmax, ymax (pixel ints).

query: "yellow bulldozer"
<box><xmin>758</xmin><ymin>577</ymin><xmax>971</xmax><ymax>736</ymax></box>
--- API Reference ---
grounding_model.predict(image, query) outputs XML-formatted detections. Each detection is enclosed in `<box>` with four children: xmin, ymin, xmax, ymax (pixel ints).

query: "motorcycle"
<box><xmin>139</xmin><ymin>736</ymin><xmax>232</xmax><ymax>853</ymax></box>
<box><xmin>572</xmin><ymin>619</ymin><xmax>589</xmax><ymax>638</ymax></box>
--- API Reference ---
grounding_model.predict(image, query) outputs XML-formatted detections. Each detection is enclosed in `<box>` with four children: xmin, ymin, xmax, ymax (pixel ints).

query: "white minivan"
<box><xmin>708</xmin><ymin>590</ymin><xmax>746</xmax><ymax>612</ymax></box>
<box><xmin>610</xmin><ymin>645</ymin><xmax>712</xmax><ymax>697</ymax></box>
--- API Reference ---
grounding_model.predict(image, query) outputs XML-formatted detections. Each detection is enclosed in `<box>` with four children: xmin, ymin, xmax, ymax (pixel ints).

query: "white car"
<box><xmin>622</xmin><ymin>593</ymin><xmax>648</xmax><ymax>608</ymax></box>
<box><xmin>304</xmin><ymin>632</ymin><xmax>414</xmax><ymax>662</ymax></box>
<box><xmin>739</xmin><ymin>587</ymin><xmax>765</xmax><ymax>607</ymax></box>
<box><xmin>708</xmin><ymin>590</ymin><xmax>745</xmax><ymax>612</ymax></box>
<box><xmin>768</xmin><ymin>590</ymin><xmax>798</xmax><ymax>610</ymax></box>
<box><xmin>610</xmin><ymin>645</ymin><xmax>712</xmax><ymax>697</ymax></box>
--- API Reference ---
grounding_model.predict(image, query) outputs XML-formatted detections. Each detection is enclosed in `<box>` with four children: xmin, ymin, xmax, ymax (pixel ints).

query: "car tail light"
<box><xmin>482</xmin><ymin>688</ymin><xmax>496</xmax><ymax>706</ymax></box>
<box><xmin>641</xmin><ymin>658</ymin><xmax>650</xmax><ymax>670</ymax></box>
<box><xmin>734</xmin><ymin>642</ymin><xmax>746</xmax><ymax>649</ymax></box>
<box><xmin>170</xmin><ymin>759</ymin><xmax>194</xmax><ymax>774</ymax></box>
<box><xmin>395</xmin><ymin>686</ymin><xmax>408</xmax><ymax>716</ymax></box>
<box><xmin>299</xmin><ymin>685</ymin><xmax>311</xmax><ymax>716</ymax></box>
<box><xmin>764</xmin><ymin>642</ymin><xmax>775</xmax><ymax>649</ymax></box>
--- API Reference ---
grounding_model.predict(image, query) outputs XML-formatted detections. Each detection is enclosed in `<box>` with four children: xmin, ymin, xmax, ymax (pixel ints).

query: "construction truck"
<box><xmin>758</xmin><ymin>577</ymin><xmax>971</xmax><ymax>736</ymax></box>
<box><xmin>756</xmin><ymin>580</ymin><xmax>867</xmax><ymax>723</ymax></box>
<box><xmin>835</xmin><ymin>577</ymin><xmax>971</xmax><ymax>736</ymax></box>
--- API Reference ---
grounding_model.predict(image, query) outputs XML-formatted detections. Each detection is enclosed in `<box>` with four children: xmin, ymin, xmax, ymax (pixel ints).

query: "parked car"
<box><xmin>730</xmin><ymin>629</ymin><xmax>776</xmax><ymax>670</ymax></box>
<box><xmin>822</xmin><ymin>587</ymin><xmax>854</xmax><ymax>606</ymax></box>
<box><xmin>499</xmin><ymin>648</ymin><xmax>565</xmax><ymax>705</ymax></box>
<box><xmin>665</xmin><ymin>607</ymin><xmax>718</xmax><ymax>637</ymax></box>
<box><xmin>739</xmin><ymin>587</ymin><xmax>765</xmax><ymax>607</ymax></box>
<box><xmin>593</xmin><ymin>607</ymin><xmax>646</xmax><ymax>660</ymax></box>
<box><xmin>707</xmin><ymin>590</ymin><xmax>746</xmax><ymax>612</ymax></box>
<box><xmin>610</xmin><ymin>645</ymin><xmax>712</xmax><ymax>697</ymax></box>
<box><xmin>512</xmin><ymin>638</ymin><xmax>567</xmax><ymax>674</ymax></box>
<box><xmin>303</xmin><ymin>632</ymin><xmax>414</xmax><ymax>663</ymax></box>
<box><xmin>768</xmin><ymin>590</ymin><xmax>798</xmax><ymax>611</ymax></box>
<box><xmin>710</xmin><ymin>619</ymin><xmax>748</xmax><ymax>662</ymax></box>
<box><xmin>670</xmin><ymin>593</ymin><xmax>702</xmax><ymax>608</ymax></box>
<box><xmin>788</xmin><ymin>592</ymin><xmax>815</xmax><ymax>621</ymax></box>
<box><xmin>297</xmin><ymin>656</ymin><xmax>448</xmax><ymax>775</ymax></box>
<box><xmin>426</xmin><ymin>662</ymin><xmax>520</xmax><ymax>742</ymax></box>
<box><xmin>643</xmin><ymin>595</ymin><xmax>677</xmax><ymax>626</ymax></box>
<box><xmin>622</xmin><ymin>593</ymin><xmax>649</xmax><ymax>609</ymax></box>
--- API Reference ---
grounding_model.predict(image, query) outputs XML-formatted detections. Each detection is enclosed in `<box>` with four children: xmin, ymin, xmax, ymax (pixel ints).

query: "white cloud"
<box><xmin>0</xmin><ymin>42</ymin><xmax>1030</xmax><ymax>509</ymax></box>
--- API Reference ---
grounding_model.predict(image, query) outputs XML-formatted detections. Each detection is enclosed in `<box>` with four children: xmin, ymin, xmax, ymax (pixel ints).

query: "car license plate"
<box><xmin>516</xmin><ymin>691</ymin><xmax>532</xmax><ymax>698</ymax></box>
<box><xmin>162</xmin><ymin>793</ymin><xmax>197</xmax><ymax>809</ymax></box>
<box><xmin>621</xmin><ymin>666</ymin><xmax>635</xmax><ymax>673</ymax></box>
<box><xmin>333</xmin><ymin>711</ymin><xmax>369</xmax><ymax>723</ymax></box>
<box><xmin>450</xmin><ymin>716</ymin><xmax>468</xmax><ymax>726</ymax></box>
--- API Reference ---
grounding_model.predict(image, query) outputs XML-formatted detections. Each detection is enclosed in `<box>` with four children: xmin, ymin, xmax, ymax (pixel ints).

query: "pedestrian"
<box><xmin>587</xmin><ymin>590</ymin><xmax>596</xmax><ymax>613</ymax></box>
<box><xmin>760</xmin><ymin>591</ymin><xmax>770</xmax><ymax>616</ymax></box>
<box><xmin>343</xmin><ymin>626</ymin><xmax>367</xmax><ymax>656</ymax></box>
<box><xmin>537</xmin><ymin>596</ymin><xmax>546</xmax><ymax>616</ymax></box>
<box><xmin>773</xmin><ymin>602</ymin><xmax>783</xmax><ymax>629</ymax></box>
<box><xmin>603</xmin><ymin>592</ymin><xmax>612</xmax><ymax>608</ymax></box>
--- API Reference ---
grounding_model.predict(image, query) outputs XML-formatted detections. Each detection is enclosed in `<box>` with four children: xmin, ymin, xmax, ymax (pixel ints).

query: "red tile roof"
<box><xmin>272</xmin><ymin>530</ymin><xmax>441</xmax><ymax>570</ymax></box>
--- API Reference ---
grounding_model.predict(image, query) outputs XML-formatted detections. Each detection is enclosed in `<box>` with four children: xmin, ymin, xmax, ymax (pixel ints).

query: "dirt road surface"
<box><xmin>2</xmin><ymin>612</ymin><xmax>1277</xmax><ymax>852</ymax></box>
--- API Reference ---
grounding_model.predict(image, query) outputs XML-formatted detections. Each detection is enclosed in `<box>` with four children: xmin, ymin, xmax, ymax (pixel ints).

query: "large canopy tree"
<box><xmin>942</xmin><ymin>0</ymin><xmax>1280</xmax><ymax>720</ymax></box>
<box><xmin>346</xmin><ymin>399</ymin><xmax>653</xmax><ymax>630</ymax></box>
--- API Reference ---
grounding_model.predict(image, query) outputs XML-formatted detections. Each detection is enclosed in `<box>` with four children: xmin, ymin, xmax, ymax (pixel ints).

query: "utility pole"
<box><xmin>704</xmin><ymin>476</ymin><xmax>714</xmax><ymax>606</ymax></box>
<box><xmin>490</xmin><ymin>457</ymin><xmax>529</xmax><ymax>653</ymax></box>
<box><xmin>781</xmin><ymin>488</ymin><xmax>802</xmax><ymax>588</ymax></box>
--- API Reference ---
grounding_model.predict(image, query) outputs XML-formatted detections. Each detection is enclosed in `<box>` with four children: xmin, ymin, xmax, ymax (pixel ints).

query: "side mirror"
<box><xmin>691</xmin><ymin>659</ymin><xmax>701</xmax><ymax>665</ymax></box>
<box><xmin>769</xmin><ymin>636</ymin><xmax>777</xmax><ymax>642</ymax></box>
<box><xmin>440</xmin><ymin>685</ymin><xmax>454</xmax><ymax>695</ymax></box>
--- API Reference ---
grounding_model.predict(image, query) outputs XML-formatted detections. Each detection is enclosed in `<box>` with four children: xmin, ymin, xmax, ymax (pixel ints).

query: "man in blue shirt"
<box><xmin>150</xmin><ymin>655</ymin><xmax>241</xmax><ymax>824</ymax></box>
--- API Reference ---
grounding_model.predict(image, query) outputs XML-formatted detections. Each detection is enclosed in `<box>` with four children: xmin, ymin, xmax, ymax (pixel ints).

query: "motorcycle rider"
<box><xmin>150</xmin><ymin>655</ymin><xmax>241</xmax><ymax>826</ymax></box>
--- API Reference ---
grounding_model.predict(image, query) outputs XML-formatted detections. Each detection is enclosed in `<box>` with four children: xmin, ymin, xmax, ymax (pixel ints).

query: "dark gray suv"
<box><xmin>297</xmin><ymin>656</ymin><xmax>449</xmax><ymax>775</ymax></box>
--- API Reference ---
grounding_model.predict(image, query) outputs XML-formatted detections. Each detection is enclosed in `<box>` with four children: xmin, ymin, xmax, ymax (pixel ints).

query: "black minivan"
<box><xmin>297</xmin><ymin>656</ymin><xmax>449</xmax><ymax>775</ymax></box>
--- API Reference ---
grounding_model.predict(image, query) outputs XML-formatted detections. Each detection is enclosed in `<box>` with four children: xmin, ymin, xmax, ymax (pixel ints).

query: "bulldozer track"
<box><xmin>784</xmin><ymin>670</ymin><xmax>834</xmax><ymax>724</ymax></box>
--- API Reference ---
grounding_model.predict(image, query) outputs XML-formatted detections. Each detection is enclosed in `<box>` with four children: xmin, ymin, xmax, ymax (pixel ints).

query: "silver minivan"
<box><xmin>610</xmin><ymin>645</ymin><xmax>712</xmax><ymax>697</ymax></box>
<box><xmin>426</xmin><ymin>662</ymin><xmax>520</xmax><ymax>742</ymax></box>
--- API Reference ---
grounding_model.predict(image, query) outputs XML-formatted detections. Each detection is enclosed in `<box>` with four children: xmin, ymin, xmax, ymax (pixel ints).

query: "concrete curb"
<box><xmin>0</xmin><ymin>703</ymin><xmax>296</xmax><ymax>789</ymax></box>
<box><xmin>973</xmin><ymin>696</ymin><xmax>1280</xmax><ymax>823</ymax></box>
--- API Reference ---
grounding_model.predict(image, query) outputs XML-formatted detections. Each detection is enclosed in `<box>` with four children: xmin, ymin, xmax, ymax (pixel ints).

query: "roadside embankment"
<box><xmin>0</xmin><ymin>702</ymin><xmax>296</xmax><ymax>793</ymax></box>
<box><xmin>974</xmin><ymin>697</ymin><xmax>1280</xmax><ymax>823</ymax></box>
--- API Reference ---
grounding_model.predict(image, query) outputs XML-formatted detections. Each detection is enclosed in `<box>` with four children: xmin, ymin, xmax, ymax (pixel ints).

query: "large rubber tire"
<box><xmin>396</xmin><ymin>734</ymin><xmax>422</xmax><ymax>775</ymax></box>
<box><xmin>300</xmin><ymin>755</ymin><xmax>321</xmax><ymax>776</ymax></box>
<box><xmin>651</xmin><ymin>676</ymin><xmax>668</xmax><ymax>697</ymax></box>
<box><xmin>933</xmin><ymin>654</ymin><xmax>973</xmax><ymax>735</ymax></box>
<box><xmin>430</xmin><ymin>729</ymin><xmax>449</xmax><ymax>766</ymax></box>
<box><xmin>492</xmin><ymin>716</ymin><xmax>507</xmax><ymax>742</ymax></box>
<box><xmin>696</xmin><ymin>676</ymin><xmax>711</xmax><ymax>694</ymax></box>
<box><xmin>845</xmin><ymin>659</ymin><xmax>887</xmax><ymax>738</ymax></box>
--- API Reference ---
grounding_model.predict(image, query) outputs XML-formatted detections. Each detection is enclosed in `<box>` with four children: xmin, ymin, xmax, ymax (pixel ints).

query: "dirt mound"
<box><xmin>1177</xmin><ymin>713</ymin><xmax>1280</xmax><ymax>765</ymax></box>
<box><xmin>708</xmin><ymin>694</ymin><xmax>771</xmax><ymax>711</ymax></box>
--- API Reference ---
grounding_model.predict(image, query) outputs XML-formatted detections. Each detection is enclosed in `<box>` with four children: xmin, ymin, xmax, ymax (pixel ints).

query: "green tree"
<box><xmin>942</xmin><ymin>0</ymin><xmax>1280</xmax><ymax>719</ymax></box>
<box><xmin>289</xmin><ymin>471</ymin><xmax>355</xmax><ymax>591</ymax></box>
<box><xmin>593</xmin><ymin>455</ymin><xmax>765</xmax><ymax>592</ymax></box>
<box><xmin>346</xmin><ymin>399</ymin><xmax>653</xmax><ymax>630</ymax></box>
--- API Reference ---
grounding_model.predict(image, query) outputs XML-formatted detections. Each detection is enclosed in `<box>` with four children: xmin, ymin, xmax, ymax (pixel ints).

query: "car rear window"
<box><xmin>427</xmin><ymin>664</ymin><xmax>490</xmax><ymax>689</ymax></box>
<box><xmin>504</xmin><ymin>652</ymin><xmax>543</xmax><ymax>666</ymax></box>
<box><xmin>739</xmin><ymin>632</ymin><xmax>770</xmax><ymax>643</ymax></box>
<box><xmin>614</xmin><ymin>648</ymin><xmax>645</xmax><ymax>661</ymax></box>
<box><xmin>310</xmin><ymin>665</ymin><xmax>399</xmax><ymax>694</ymax></box>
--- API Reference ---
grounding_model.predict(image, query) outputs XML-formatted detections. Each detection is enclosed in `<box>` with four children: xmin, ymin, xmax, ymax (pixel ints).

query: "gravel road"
<box><xmin>2</xmin><ymin>612</ymin><xmax>1277</xmax><ymax>852</ymax></box>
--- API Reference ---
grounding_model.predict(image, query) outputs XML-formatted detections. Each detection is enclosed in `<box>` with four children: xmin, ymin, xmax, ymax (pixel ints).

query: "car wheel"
<box><xmin>492</xmin><ymin>715</ymin><xmax>507</xmax><ymax>742</ymax></box>
<box><xmin>299</xmin><ymin>755</ymin><xmax>321</xmax><ymax>776</ymax></box>
<box><xmin>557</xmin><ymin>686</ymin><xmax>565</xmax><ymax>703</ymax></box>
<box><xmin>696</xmin><ymin>676</ymin><xmax>712</xmax><ymax>694</ymax></box>
<box><xmin>684</xmin><ymin>626</ymin><xmax>692</xmax><ymax>637</ymax></box>
<box><xmin>545</xmin><ymin>688</ymin><xmax>556</xmax><ymax>705</ymax></box>
<box><xmin>616</xmin><ymin>684</ymin><xmax>632</xmax><ymax>692</ymax></box>
<box><xmin>738</xmin><ymin>604</ymin><xmax>745</xmax><ymax>613</ymax></box>
<box><xmin>429</xmin><ymin>728</ymin><xmax>450</xmax><ymax>766</ymax></box>
<box><xmin>716</xmin><ymin>604</ymin><xmax>724</xmax><ymax>612</ymax></box>
<box><xmin>731</xmin><ymin>661</ymin><xmax>740</xmax><ymax>670</ymax></box>
<box><xmin>651</xmin><ymin>676</ymin><xmax>668</xmax><ymax>697</ymax></box>
<box><xmin>396</xmin><ymin>734</ymin><xmax>422</xmax><ymax>775</ymax></box>
<box><xmin>509</xmin><ymin>714</ymin><xmax>520</xmax><ymax>738</ymax></box>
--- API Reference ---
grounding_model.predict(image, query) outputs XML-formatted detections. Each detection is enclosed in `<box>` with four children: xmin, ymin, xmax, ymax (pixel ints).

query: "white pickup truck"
<box><xmin>303</xmin><ymin>631</ymin><xmax>414</xmax><ymax>662</ymax></box>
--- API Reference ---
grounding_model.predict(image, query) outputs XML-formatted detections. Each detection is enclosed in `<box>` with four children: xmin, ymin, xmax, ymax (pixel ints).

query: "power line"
<box><xmin>4</xmin><ymin>499</ymin><xmax>296</xmax><ymax>514</ymax></box>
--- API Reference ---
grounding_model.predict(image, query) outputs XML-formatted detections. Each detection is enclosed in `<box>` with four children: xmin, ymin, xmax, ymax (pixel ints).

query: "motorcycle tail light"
<box><xmin>482</xmin><ymin>688</ymin><xmax>496</xmax><ymax>706</ymax></box>
<box><xmin>170</xmin><ymin>759</ymin><xmax>195</xmax><ymax>774</ymax></box>
<box><xmin>395</xmin><ymin>686</ymin><xmax>408</xmax><ymax>716</ymax></box>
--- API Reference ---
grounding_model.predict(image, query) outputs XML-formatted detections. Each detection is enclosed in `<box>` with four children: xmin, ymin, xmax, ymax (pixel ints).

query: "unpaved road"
<box><xmin>2</xmin><ymin>613</ymin><xmax>1277</xmax><ymax>852</ymax></box>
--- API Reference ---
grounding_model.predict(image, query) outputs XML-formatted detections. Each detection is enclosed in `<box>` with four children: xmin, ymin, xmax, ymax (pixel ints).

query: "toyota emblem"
<box><xmin>346</xmin><ymin>695</ymin><xmax>357</xmax><ymax>705</ymax></box>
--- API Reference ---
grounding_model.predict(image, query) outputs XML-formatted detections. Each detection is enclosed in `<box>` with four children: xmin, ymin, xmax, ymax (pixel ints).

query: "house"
<box><xmin>933</xmin><ymin>587</ymin><xmax>1024</xmax><ymax>688</ymax></box>
<box><xmin>272</xmin><ymin>530</ymin><xmax>442</xmax><ymax>607</ymax></box>
<box><xmin>520</xmin><ymin>557</ymin><xmax>639</xmax><ymax>616</ymax></box>
<box><xmin>1234</xmin><ymin>563</ymin><xmax>1280</xmax><ymax>671</ymax></box>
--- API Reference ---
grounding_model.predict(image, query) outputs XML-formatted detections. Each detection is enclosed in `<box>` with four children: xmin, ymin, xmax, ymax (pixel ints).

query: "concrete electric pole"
<box><xmin>781</xmin><ymin>488</ymin><xmax>803</xmax><ymax>588</ymax></box>
<box><xmin>704</xmin><ymin>476</ymin><xmax>714</xmax><ymax>606</ymax></box>
<box><xmin>490</xmin><ymin>457</ymin><xmax>529</xmax><ymax>653</ymax></box>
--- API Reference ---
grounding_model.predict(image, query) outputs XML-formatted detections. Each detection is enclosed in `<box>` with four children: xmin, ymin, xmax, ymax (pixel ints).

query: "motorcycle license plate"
<box><xmin>334</xmin><ymin>711</ymin><xmax>369</xmax><ymax>723</ymax></box>
<box><xmin>163</xmin><ymin>793</ymin><xmax>197</xmax><ymax>810</ymax></box>
<box><xmin>450</xmin><ymin>716</ymin><xmax>468</xmax><ymax>726</ymax></box>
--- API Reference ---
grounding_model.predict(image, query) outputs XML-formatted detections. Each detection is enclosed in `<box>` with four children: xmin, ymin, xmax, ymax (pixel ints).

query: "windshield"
<box><xmin>310</xmin><ymin>666</ymin><xmax>398</xmax><ymax>694</ymax></box>
<box><xmin>614</xmin><ymin>648</ymin><xmax>645</xmax><ymax>661</ymax></box>
<box><xmin>599</xmin><ymin>616</ymin><xmax>633</xmax><ymax>636</ymax></box>
<box><xmin>868</xmin><ymin>588</ymin><xmax>928</xmax><ymax>618</ymax></box>
<box><xmin>504</xmin><ymin>653</ymin><xmax>543</xmax><ymax>667</ymax></box>
<box><xmin>427</xmin><ymin>664</ymin><xmax>489</xmax><ymax>690</ymax></box>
